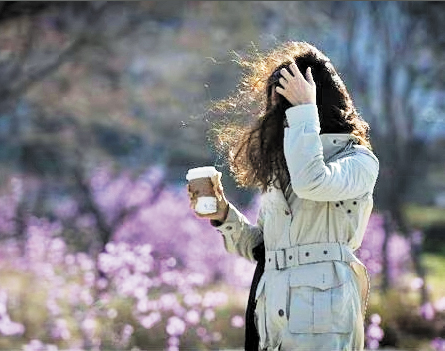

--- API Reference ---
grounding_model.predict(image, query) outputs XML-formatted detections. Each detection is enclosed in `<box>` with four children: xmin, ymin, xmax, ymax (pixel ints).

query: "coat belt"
<box><xmin>264</xmin><ymin>242</ymin><xmax>353</xmax><ymax>270</ymax></box>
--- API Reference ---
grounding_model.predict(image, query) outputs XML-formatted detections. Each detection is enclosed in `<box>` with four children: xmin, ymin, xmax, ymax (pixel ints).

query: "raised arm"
<box><xmin>283</xmin><ymin>104</ymin><xmax>379</xmax><ymax>201</ymax></box>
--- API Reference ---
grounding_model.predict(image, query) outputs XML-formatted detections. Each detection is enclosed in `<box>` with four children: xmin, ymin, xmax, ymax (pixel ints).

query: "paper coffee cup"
<box><xmin>186</xmin><ymin>166</ymin><xmax>218</xmax><ymax>214</ymax></box>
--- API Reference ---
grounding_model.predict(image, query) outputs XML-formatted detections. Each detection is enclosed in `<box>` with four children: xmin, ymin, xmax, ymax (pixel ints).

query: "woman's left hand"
<box><xmin>275</xmin><ymin>63</ymin><xmax>316</xmax><ymax>106</ymax></box>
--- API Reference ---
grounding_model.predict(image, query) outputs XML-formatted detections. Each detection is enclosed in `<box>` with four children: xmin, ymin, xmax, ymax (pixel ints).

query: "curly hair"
<box><xmin>208</xmin><ymin>41</ymin><xmax>371</xmax><ymax>193</ymax></box>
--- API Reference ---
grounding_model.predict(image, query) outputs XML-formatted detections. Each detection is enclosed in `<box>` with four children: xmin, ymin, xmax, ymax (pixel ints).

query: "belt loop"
<box><xmin>276</xmin><ymin>249</ymin><xmax>285</xmax><ymax>270</ymax></box>
<box><xmin>338</xmin><ymin>242</ymin><xmax>344</xmax><ymax>261</ymax></box>
<box><xmin>290</xmin><ymin>246</ymin><xmax>298</xmax><ymax>266</ymax></box>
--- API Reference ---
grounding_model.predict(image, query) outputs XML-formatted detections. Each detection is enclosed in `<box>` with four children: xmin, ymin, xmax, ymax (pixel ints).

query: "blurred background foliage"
<box><xmin>0</xmin><ymin>1</ymin><xmax>444</xmax><ymax>350</ymax></box>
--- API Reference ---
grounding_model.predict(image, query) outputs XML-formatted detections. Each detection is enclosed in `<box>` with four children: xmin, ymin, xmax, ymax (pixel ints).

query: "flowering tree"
<box><xmin>0</xmin><ymin>166</ymin><xmax>254</xmax><ymax>350</ymax></box>
<box><xmin>0</xmin><ymin>165</ymin><xmax>444</xmax><ymax>350</ymax></box>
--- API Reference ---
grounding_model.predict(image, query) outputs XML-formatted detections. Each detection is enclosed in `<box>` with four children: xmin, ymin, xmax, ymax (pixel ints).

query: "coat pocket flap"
<box><xmin>289</xmin><ymin>262</ymin><xmax>351</xmax><ymax>290</ymax></box>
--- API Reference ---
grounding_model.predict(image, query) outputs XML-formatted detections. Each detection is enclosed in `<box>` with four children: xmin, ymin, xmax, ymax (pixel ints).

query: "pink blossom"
<box><xmin>231</xmin><ymin>315</ymin><xmax>245</xmax><ymax>328</ymax></box>
<box><xmin>168</xmin><ymin>336</ymin><xmax>180</xmax><ymax>346</ymax></box>
<box><xmin>431</xmin><ymin>338</ymin><xmax>445</xmax><ymax>351</ymax></box>
<box><xmin>410</xmin><ymin>277</ymin><xmax>424</xmax><ymax>290</ymax></box>
<box><xmin>196</xmin><ymin>326</ymin><xmax>207</xmax><ymax>338</ymax></box>
<box><xmin>107</xmin><ymin>308</ymin><xmax>118</xmax><ymax>319</ymax></box>
<box><xmin>367</xmin><ymin>339</ymin><xmax>380</xmax><ymax>350</ymax></box>
<box><xmin>434</xmin><ymin>297</ymin><xmax>445</xmax><ymax>312</ymax></box>
<box><xmin>80</xmin><ymin>290</ymin><xmax>94</xmax><ymax>306</ymax></box>
<box><xmin>166</xmin><ymin>316</ymin><xmax>186</xmax><ymax>336</ymax></box>
<box><xmin>23</xmin><ymin>339</ymin><xmax>45</xmax><ymax>351</ymax></box>
<box><xmin>185</xmin><ymin>273</ymin><xmax>206</xmax><ymax>286</ymax></box>
<box><xmin>140</xmin><ymin>312</ymin><xmax>161</xmax><ymax>329</ymax></box>
<box><xmin>204</xmin><ymin>309</ymin><xmax>215</xmax><ymax>321</ymax></box>
<box><xmin>121</xmin><ymin>324</ymin><xmax>134</xmax><ymax>345</ymax></box>
<box><xmin>81</xmin><ymin>317</ymin><xmax>97</xmax><ymax>336</ymax></box>
<box><xmin>160</xmin><ymin>293</ymin><xmax>180</xmax><ymax>310</ymax></box>
<box><xmin>137</xmin><ymin>298</ymin><xmax>150</xmax><ymax>313</ymax></box>
<box><xmin>202</xmin><ymin>291</ymin><xmax>228</xmax><ymax>308</ymax></box>
<box><xmin>96</xmin><ymin>278</ymin><xmax>108</xmax><ymax>290</ymax></box>
<box><xmin>51</xmin><ymin>318</ymin><xmax>71</xmax><ymax>340</ymax></box>
<box><xmin>367</xmin><ymin>324</ymin><xmax>384</xmax><ymax>340</ymax></box>
<box><xmin>64</xmin><ymin>254</ymin><xmax>75</xmax><ymax>266</ymax></box>
<box><xmin>46</xmin><ymin>299</ymin><xmax>61</xmax><ymax>316</ymax></box>
<box><xmin>76</xmin><ymin>252</ymin><xmax>94</xmax><ymax>271</ymax></box>
<box><xmin>420</xmin><ymin>302</ymin><xmax>435</xmax><ymax>320</ymax></box>
<box><xmin>185</xmin><ymin>310</ymin><xmax>200</xmax><ymax>325</ymax></box>
<box><xmin>0</xmin><ymin>317</ymin><xmax>25</xmax><ymax>336</ymax></box>
<box><xmin>184</xmin><ymin>292</ymin><xmax>202</xmax><ymax>306</ymax></box>
<box><xmin>370</xmin><ymin>313</ymin><xmax>382</xmax><ymax>325</ymax></box>
<box><xmin>83</xmin><ymin>271</ymin><xmax>96</xmax><ymax>287</ymax></box>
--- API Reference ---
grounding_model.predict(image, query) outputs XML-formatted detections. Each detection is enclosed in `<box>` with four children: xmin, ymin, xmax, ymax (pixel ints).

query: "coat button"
<box><xmin>278</xmin><ymin>309</ymin><xmax>284</xmax><ymax>317</ymax></box>
<box><xmin>225</xmin><ymin>226</ymin><xmax>233</xmax><ymax>230</ymax></box>
<box><xmin>305</xmin><ymin>252</ymin><xmax>310</xmax><ymax>257</ymax></box>
<box><xmin>284</xmin><ymin>210</ymin><xmax>290</xmax><ymax>215</ymax></box>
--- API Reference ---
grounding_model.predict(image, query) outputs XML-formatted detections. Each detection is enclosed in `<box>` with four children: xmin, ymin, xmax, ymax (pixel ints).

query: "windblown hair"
<box><xmin>208</xmin><ymin>41</ymin><xmax>371</xmax><ymax>193</ymax></box>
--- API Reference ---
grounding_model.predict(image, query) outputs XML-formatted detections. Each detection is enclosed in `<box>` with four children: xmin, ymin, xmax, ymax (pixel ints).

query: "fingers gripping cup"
<box><xmin>186</xmin><ymin>166</ymin><xmax>218</xmax><ymax>215</ymax></box>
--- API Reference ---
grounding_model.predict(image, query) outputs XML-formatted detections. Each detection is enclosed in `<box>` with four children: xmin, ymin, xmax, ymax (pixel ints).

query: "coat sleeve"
<box><xmin>283</xmin><ymin>104</ymin><xmax>379</xmax><ymax>201</ymax></box>
<box><xmin>211</xmin><ymin>202</ymin><xmax>264</xmax><ymax>262</ymax></box>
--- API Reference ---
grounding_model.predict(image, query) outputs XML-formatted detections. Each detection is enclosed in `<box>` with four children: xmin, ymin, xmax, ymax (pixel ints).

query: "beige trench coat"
<box><xmin>214</xmin><ymin>104</ymin><xmax>379</xmax><ymax>351</ymax></box>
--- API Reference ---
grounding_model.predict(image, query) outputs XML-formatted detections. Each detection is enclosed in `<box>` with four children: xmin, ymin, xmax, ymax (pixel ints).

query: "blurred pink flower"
<box><xmin>420</xmin><ymin>302</ymin><xmax>435</xmax><ymax>320</ymax></box>
<box><xmin>185</xmin><ymin>310</ymin><xmax>200</xmax><ymax>325</ymax></box>
<box><xmin>367</xmin><ymin>339</ymin><xmax>380</xmax><ymax>350</ymax></box>
<box><xmin>370</xmin><ymin>313</ymin><xmax>381</xmax><ymax>325</ymax></box>
<box><xmin>96</xmin><ymin>278</ymin><xmax>108</xmax><ymax>290</ymax></box>
<box><xmin>185</xmin><ymin>273</ymin><xmax>206</xmax><ymax>286</ymax></box>
<box><xmin>46</xmin><ymin>299</ymin><xmax>61</xmax><ymax>316</ymax></box>
<box><xmin>231</xmin><ymin>315</ymin><xmax>245</xmax><ymax>328</ymax></box>
<box><xmin>367</xmin><ymin>324</ymin><xmax>384</xmax><ymax>340</ymax></box>
<box><xmin>431</xmin><ymin>337</ymin><xmax>445</xmax><ymax>351</ymax></box>
<box><xmin>22</xmin><ymin>339</ymin><xmax>45</xmax><ymax>351</ymax></box>
<box><xmin>51</xmin><ymin>318</ymin><xmax>71</xmax><ymax>340</ymax></box>
<box><xmin>140</xmin><ymin>312</ymin><xmax>161</xmax><ymax>329</ymax></box>
<box><xmin>0</xmin><ymin>317</ymin><xmax>25</xmax><ymax>336</ymax></box>
<box><xmin>204</xmin><ymin>309</ymin><xmax>215</xmax><ymax>321</ymax></box>
<box><xmin>121</xmin><ymin>324</ymin><xmax>134</xmax><ymax>345</ymax></box>
<box><xmin>107</xmin><ymin>308</ymin><xmax>118</xmax><ymax>319</ymax></box>
<box><xmin>196</xmin><ymin>326</ymin><xmax>207</xmax><ymax>338</ymax></box>
<box><xmin>81</xmin><ymin>317</ymin><xmax>97</xmax><ymax>337</ymax></box>
<box><xmin>202</xmin><ymin>291</ymin><xmax>228</xmax><ymax>308</ymax></box>
<box><xmin>434</xmin><ymin>297</ymin><xmax>445</xmax><ymax>312</ymax></box>
<box><xmin>166</xmin><ymin>316</ymin><xmax>186</xmax><ymax>336</ymax></box>
<box><xmin>168</xmin><ymin>336</ymin><xmax>180</xmax><ymax>346</ymax></box>
<box><xmin>184</xmin><ymin>292</ymin><xmax>202</xmax><ymax>306</ymax></box>
<box><xmin>410</xmin><ymin>277</ymin><xmax>424</xmax><ymax>290</ymax></box>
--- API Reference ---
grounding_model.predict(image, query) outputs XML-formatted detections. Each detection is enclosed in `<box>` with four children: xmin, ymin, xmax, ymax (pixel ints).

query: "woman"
<box><xmin>188</xmin><ymin>41</ymin><xmax>379</xmax><ymax>351</ymax></box>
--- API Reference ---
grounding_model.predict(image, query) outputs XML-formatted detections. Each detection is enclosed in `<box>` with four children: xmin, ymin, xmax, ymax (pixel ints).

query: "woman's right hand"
<box><xmin>187</xmin><ymin>171</ymin><xmax>229</xmax><ymax>222</ymax></box>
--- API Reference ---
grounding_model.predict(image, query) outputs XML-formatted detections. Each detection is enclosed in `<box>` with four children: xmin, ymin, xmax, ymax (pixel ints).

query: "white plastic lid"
<box><xmin>186</xmin><ymin>166</ymin><xmax>218</xmax><ymax>180</ymax></box>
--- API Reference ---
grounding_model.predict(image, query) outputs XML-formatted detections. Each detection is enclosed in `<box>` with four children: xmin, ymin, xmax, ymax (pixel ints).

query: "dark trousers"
<box><xmin>245</xmin><ymin>243</ymin><xmax>265</xmax><ymax>351</ymax></box>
